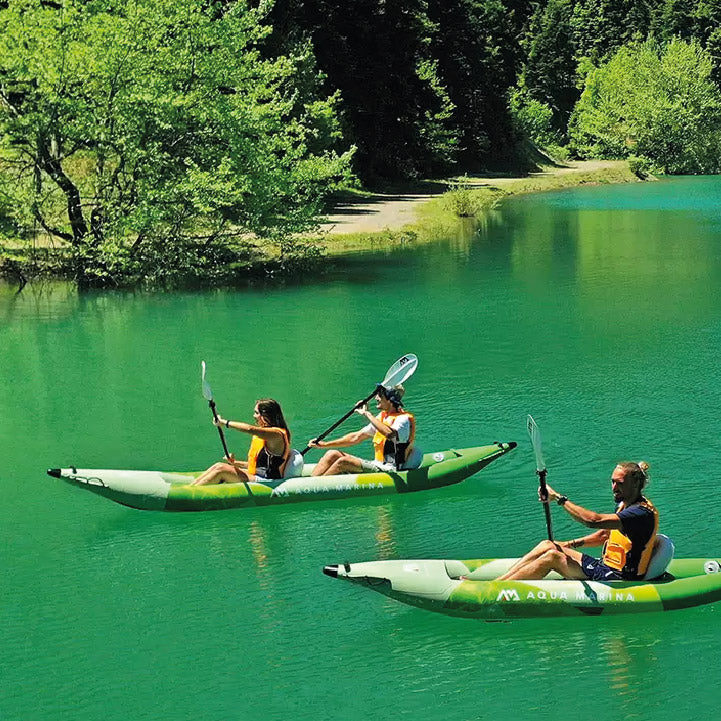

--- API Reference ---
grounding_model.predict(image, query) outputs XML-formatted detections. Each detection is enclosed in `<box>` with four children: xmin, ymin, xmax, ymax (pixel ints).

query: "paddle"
<box><xmin>201</xmin><ymin>361</ymin><xmax>252</xmax><ymax>494</ymax></box>
<box><xmin>527</xmin><ymin>414</ymin><xmax>553</xmax><ymax>541</ymax></box>
<box><xmin>202</xmin><ymin>361</ymin><xmax>233</xmax><ymax>459</ymax></box>
<box><xmin>301</xmin><ymin>353</ymin><xmax>419</xmax><ymax>456</ymax></box>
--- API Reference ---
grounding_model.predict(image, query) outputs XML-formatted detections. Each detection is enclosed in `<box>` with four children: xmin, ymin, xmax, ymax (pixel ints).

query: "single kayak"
<box><xmin>322</xmin><ymin>556</ymin><xmax>721</xmax><ymax>618</ymax></box>
<box><xmin>47</xmin><ymin>442</ymin><xmax>516</xmax><ymax>511</ymax></box>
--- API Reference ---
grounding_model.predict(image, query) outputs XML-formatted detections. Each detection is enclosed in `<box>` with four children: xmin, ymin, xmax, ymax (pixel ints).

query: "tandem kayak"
<box><xmin>47</xmin><ymin>442</ymin><xmax>516</xmax><ymax>511</ymax></box>
<box><xmin>322</xmin><ymin>556</ymin><xmax>721</xmax><ymax>618</ymax></box>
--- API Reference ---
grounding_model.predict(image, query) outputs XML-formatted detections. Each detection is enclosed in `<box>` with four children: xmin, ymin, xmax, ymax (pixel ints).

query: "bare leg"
<box><xmin>193</xmin><ymin>462</ymin><xmax>251</xmax><ymax>486</ymax></box>
<box><xmin>498</xmin><ymin>540</ymin><xmax>557</xmax><ymax>579</ymax></box>
<box><xmin>312</xmin><ymin>450</ymin><xmax>345</xmax><ymax>476</ymax></box>
<box><xmin>499</xmin><ymin>544</ymin><xmax>586</xmax><ymax>581</ymax></box>
<box><xmin>317</xmin><ymin>453</ymin><xmax>365</xmax><ymax>476</ymax></box>
<box><xmin>312</xmin><ymin>451</ymin><xmax>366</xmax><ymax>476</ymax></box>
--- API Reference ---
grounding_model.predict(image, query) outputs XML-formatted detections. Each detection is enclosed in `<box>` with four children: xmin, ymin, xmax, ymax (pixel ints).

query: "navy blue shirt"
<box><xmin>616</xmin><ymin>499</ymin><xmax>657</xmax><ymax>577</ymax></box>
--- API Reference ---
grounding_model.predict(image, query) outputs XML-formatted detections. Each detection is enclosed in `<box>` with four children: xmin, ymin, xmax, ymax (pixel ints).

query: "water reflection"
<box><xmin>5</xmin><ymin>176</ymin><xmax>721</xmax><ymax>721</ymax></box>
<box><xmin>374</xmin><ymin>506</ymin><xmax>397</xmax><ymax>559</ymax></box>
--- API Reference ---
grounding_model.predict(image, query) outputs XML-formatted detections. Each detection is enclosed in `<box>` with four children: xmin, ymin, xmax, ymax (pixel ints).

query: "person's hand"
<box><xmin>213</xmin><ymin>416</ymin><xmax>226</xmax><ymax>428</ymax></box>
<box><xmin>539</xmin><ymin>483</ymin><xmax>560</xmax><ymax>503</ymax></box>
<box><xmin>308</xmin><ymin>438</ymin><xmax>323</xmax><ymax>448</ymax></box>
<box><xmin>354</xmin><ymin>401</ymin><xmax>368</xmax><ymax>416</ymax></box>
<box><xmin>224</xmin><ymin>452</ymin><xmax>236</xmax><ymax>465</ymax></box>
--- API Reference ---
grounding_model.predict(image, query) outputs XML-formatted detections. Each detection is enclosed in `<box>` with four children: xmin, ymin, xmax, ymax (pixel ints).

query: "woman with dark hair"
<box><xmin>497</xmin><ymin>461</ymin><xmax>659</xmax><ymax>581</ymax></box>
<box><xmin>192</xmin><ymin>399</ymin><xmax>291</xmax><ymax>485</ymax></box>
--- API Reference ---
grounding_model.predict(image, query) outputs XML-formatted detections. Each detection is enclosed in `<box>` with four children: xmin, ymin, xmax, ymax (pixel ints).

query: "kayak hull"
<box><xmin>48</xmin><ymin>443</ymin><xmax>516</xmax><ymax>511</ymax></box>
<box><xmin>322</xmin><ymin>557</ymin><xmax>721</xmax><ymax>618</ymax></box>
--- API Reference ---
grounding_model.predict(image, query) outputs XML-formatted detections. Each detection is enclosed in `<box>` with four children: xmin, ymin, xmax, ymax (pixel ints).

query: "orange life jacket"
<box><xmin>372</xmin><ymin>410</ymin><xmax>416</xmax><ymax>466</ymax></box>
<box><xmin>602</xmin><ymin>497</ymin><xmax>659</xmax><ymax>577</ymax></box>
<box><xmin>247</xmin><ymin>428</ymin><xmax>290</xmax><ymax>479</ymax></box>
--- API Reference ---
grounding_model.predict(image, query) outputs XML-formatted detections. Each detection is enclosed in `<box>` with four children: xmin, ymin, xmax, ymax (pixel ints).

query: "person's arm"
<box><xmin>357</xmin><ymin>407</ymin><xmax>397</xmax><ymax>439</ymax></box>
<box><xmin>214</xmin><ymin>416</ymin><xmax>286</xmax><ymax>455</ymax></box>
<box><xmin>559</xmin><ymin>529</ymin><xmax>610</xmax><ymax>550</ymax></box>
<box><xmin>309</xmin><ymin>429</ymin><xmax>371</xmax><ymax>449</ymax></box>
<box><xmin>221</xmin><ymin>453</ymin><xmax>248</xmax><ymax>470</ymax></box>
<box><xmin>365</xmin><ymin>415</ymin><xmax>395</xmax><ymax>438</ymax></box>
<box><xmin>544</xmin><ymin>484</ymin><xmax>623</xmax><ymax>530</ymax></box>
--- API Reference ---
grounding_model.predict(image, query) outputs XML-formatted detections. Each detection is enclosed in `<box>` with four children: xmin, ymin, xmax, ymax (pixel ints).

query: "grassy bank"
<box><xmin>318</xmin><ymin>160</ymin><xmax>641</xmax><ymax>255</ymax></box>
<box><xmin>1</xmin><ymin>160</ymin><xmax>642</xmax><ymax>286</ymax></box>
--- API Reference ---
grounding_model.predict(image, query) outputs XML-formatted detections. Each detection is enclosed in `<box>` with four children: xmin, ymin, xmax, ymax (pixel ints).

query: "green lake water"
<box><xmin>2</xmin><ymin>176</ymin><xmax>721</xmax><ymax>720</ymax></box>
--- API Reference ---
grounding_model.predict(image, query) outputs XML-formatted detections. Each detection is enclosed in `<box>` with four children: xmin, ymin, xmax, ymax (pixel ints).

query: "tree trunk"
<box><xmin>37</xmin><ymin>137</ymin><xmax>89</xmax><ymax>244</ymax></box>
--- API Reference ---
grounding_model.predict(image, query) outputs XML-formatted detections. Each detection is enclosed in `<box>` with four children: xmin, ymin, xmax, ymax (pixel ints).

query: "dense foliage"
<box><xmin>2</xmin><ymin>0</ymin><xmax>721</xmax><ymax>286</ymax></box>
<box><xmin>569</xmin><ymin>39</ymin><xmax>721</xmax><ymax>173</ymax></box>
<box><xmin>0</xmin><ymin>0</ymin><xmax>352</xmax><ymax>285</ymax></box>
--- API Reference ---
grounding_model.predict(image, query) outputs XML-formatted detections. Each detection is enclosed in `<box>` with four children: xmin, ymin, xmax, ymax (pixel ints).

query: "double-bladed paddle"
<box><xmin>527</xmin><ymin>414</ymin><xmax>553</xmax><ymax>541</ymax></box>
<box><xmin>301</xmin><ymin>353</ymin><xmax>419</xmax><ymax>456</ymax></box>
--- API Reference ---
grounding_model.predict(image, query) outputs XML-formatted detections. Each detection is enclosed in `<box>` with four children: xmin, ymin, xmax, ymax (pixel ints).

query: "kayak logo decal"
<box><xmin>68</xmin><ymin>473</ymin><xmax>107</xmax><ymax>488</ymax></box>
<box><xmin>704</xmin><ymin>560</ymin><xmax>721</xmax><ymax>574</ymax></box>
<box><xmin>271</xmin><ymin>482</ymin><xmax>387</xmax><ymax>497</ymax></box>
<box><xmin>495</xmin><ymin>587</ymin><xmax>637</xmax><ymax>603</ymax></box>
<box><xmin>433</xmin><ymin>453</ymin><xmax>445</xmax><ymax>462</ymax></box>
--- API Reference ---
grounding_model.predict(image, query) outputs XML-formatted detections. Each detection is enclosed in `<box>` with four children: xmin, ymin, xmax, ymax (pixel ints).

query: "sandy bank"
<box><xmin>321</xmin><ymin>160</ymin><xmax>636</xmax><ymax>236</ymax></box>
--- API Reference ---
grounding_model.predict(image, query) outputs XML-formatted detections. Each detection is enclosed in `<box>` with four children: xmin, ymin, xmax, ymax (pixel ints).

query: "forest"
<box><xmin>1</xmin><ymin>0</ymin><xmax>720</xmax><ymax>286</ymax></box>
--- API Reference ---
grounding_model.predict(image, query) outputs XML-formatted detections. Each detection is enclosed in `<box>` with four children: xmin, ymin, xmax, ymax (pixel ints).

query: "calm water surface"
<box><xmin>2</xmin><ymin>176</ymin><xmax>721</xmax><ymax>720</ymax></box>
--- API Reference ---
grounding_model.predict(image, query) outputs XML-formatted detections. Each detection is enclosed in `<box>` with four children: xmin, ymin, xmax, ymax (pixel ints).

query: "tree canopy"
<box><xmin>569</xmin><ymin>38</ymin><xmax>721</xmax><ymax>173</ymax></box>
<box><xmin>0</xmin><ymin>0</ymin><xmax>352</xmax><ymax>285</ymax></box>
<box><xmin>3</xmin><ymin>0</ymin><xmax>721</xmax><ymax>286</ymax></box>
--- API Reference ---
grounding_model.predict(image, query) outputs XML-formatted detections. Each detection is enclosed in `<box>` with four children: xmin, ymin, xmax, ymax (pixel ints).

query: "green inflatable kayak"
<box><xmin>47</xmin><ymin>442</ymin><xmax>516</xmax><ymax>511</ymax></box>
<box><xmin>322</xmin><ymin>555</ymin><xmax>721</xmax><ymax>618</ymax></box>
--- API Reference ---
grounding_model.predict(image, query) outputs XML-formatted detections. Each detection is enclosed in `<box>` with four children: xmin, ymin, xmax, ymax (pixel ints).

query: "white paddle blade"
<box><xmin>527</xmin><ymin>414</ymin><xmax>546</xmax><ymax>473</ymax></box>
<box><xmin>201</xmin><ymin>360</ymin><xmax>214</xmax><ymax>401</ymax></box>
<box><xmin>381</xmin><ymin>353</ymin><xmax>418</xmax><ymax>389</ymax></box>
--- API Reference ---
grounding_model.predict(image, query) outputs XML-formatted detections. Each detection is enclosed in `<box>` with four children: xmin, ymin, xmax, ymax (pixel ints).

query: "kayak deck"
<box><xmin>48</xmin><ymin>442</ymin><xmax>516</xmax><ymax>511</ymax></box>
<box><xmin>322</xmin><ymin>557</ymin><xmax>721</xmax><ymax>618</ymax></box>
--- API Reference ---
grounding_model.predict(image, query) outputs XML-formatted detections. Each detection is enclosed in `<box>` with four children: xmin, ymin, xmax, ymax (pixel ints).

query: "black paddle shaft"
<box><xmin>538</xmin><ymin>468</ymin><xmax>554</xmax><ymax>541</ymax></box>
<box><xmin>300</xmin><ymin>387</ymin><xmax>379</xmax><ymax>456</ymax></box>
<box><xmin>208</xmin><ymin>399</ymin><xmax>232</xmax><ymax>459</ymax></box>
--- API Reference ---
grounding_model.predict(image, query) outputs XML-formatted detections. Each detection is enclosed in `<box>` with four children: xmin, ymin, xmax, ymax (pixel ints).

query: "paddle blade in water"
<box><xmin>381</xmin><ymin>353</ymin><xmax>418</xmax><ymax>389</ymax></box>
<box><xmin>201</xmin><ymin>361</ymin><xmax>214</xmax><ymax>402</ymax></box>
<box><xmin>527</xmin><ymin>414</ymin><xmax>546</xmax><ymax>473</ymax></box>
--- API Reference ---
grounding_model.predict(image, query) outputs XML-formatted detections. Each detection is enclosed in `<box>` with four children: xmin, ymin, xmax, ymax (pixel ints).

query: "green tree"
<box><xmin>652</xmin><ymin>0</ymin><xmax>721</xmax><ymax>84</ymax></box>
<box><xmin>569</xmin><ymin>38</ymin><xmax>721</xmax><ymax>173</ymax></box>
<box><xmin>267</xmin><ymin>0</ymin><xmax>458</xmax><ymax>182</ymax></box>
<box><xmin>0</xmin><ymin>0</ymin><xmax>352</xmax><ymax>285</ymax></box>
<box><xmin>521</xmin><ymin>0</ymin><xmax>579</xmax><ymax>133</ymax></box>
<box><xmin>571</xmin><ymin>0</ymin><xmax>656</xmax><ymax>64</ymax></box>
<box><xmin>428</xmin><ymin>0</ymin><xmax>534</xmax><ymax>169</ymax></box>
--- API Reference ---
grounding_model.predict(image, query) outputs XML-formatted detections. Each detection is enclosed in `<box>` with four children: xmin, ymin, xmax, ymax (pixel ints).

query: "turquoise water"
<box><xmin>2</xmin><ymin>176</ymin><xmax>721</xmax><ymax>720</ymax></box>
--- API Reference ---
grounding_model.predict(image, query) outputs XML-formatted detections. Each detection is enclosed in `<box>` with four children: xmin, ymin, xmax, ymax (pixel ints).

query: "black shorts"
<box><xmin>581</xmin><ymin>554</ymin><xmax>625</xmax><ymax>581</ymax></box>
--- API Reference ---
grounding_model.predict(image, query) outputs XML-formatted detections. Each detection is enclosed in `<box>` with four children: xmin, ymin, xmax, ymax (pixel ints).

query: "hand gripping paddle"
<box><xmin>527</xmin><ymin>414</ymin><xmax>553</xmax><ymax>541</ymax></box>
<box><xmin>301</xmin><ymin>354</ymin><xmax>419</xmax><ymax>456</ymax></box>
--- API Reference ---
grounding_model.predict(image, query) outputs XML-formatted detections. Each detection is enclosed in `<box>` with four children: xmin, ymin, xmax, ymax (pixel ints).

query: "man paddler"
<box><xmin>498</xmin><ymin>461</ymin><xmax>659</xmax><ymax>581</ymax></box>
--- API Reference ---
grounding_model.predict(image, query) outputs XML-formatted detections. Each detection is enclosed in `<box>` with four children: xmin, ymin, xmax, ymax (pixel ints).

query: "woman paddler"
<box><xmin>192</xmin><ymin>398</ymin><xmax>291</xmax><ymax>485</ymax></box>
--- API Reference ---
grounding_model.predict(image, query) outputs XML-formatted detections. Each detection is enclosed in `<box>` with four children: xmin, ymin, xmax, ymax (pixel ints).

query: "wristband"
<box><xmin>557</xmin><ymin>495</ymin><xmax>568</xmax><ymax>506</ymax></box>
<box><xmin>225</xmin><ymin>419</ymin><xmax>230</xmax><ymax>428</ymax></box>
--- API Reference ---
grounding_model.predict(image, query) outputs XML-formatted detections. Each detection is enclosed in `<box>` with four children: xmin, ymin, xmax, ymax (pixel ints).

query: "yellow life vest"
<box><xmin>602</xmin><ymin>497</ymin><xmax>659</xmax><ymax>577</ymax></box>
<box><xmin>247</xmin><ymin>428</ymin><xmax>290</xmax><ymax>479</ymax></box>
<box><xmin>372</xmin><ymin>410</ymin><xmax>416</xmax><ymax>466</ymax></box>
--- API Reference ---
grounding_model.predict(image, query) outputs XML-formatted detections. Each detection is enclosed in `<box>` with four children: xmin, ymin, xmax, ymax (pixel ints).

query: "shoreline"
<box><xmin>1</xmin><ymin>160</ymin><xmax>641</xmax><ymax>288</ymax></box>
<box><xmin>319</xmin><ymin>159</ymin><xmax>641</xmax><ymax>253</ymax></box>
